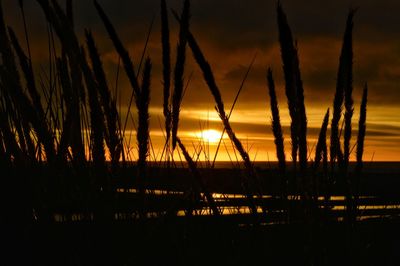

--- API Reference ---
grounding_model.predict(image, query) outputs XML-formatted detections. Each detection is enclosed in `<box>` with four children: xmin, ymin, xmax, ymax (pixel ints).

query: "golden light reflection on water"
<box><xmin>48</xmin><ymin>187</ymin><xmax>400</xmax><ymax>222</ymax></box>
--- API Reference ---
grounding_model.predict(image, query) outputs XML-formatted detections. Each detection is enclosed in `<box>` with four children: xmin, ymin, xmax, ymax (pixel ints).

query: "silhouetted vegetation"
<box><xmin>1</xmin><ymin>1</ymin><xmax>399</xmax><ymax>265</ymax></box>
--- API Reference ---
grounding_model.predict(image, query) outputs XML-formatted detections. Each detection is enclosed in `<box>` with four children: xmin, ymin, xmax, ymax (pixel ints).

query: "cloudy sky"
<box><xmin>3</xmin><ymin>0</ymin><xmax>400</xmax><ymax>161</ymax></box>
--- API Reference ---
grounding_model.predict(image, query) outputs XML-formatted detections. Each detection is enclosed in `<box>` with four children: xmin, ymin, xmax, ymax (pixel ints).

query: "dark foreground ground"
<box><xmin>3</xmin><ymin>217</ymin><xmax>400</xmax><ymax>266</ymax></box>
<box><xmin>1</xmin><ymin>162</ymin><xmax>400</xmax><ymax>265</ymax></box>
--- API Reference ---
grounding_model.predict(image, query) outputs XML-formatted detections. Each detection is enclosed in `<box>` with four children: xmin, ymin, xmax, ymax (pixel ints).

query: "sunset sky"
<box><xmin>3</xmin><ymin>0</ymin><xmax>400</xmax><ymax>161</ymax></box>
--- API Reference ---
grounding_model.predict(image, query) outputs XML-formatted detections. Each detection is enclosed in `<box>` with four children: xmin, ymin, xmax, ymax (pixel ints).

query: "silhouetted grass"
<box><xmin>276</xmin><ymin>2</ymin><xmax>299</xmax><ymax>167</ymax></box>
<box><xmin>171</xmin><ymin>0</ymin><xmax>190</xmax><ymax>150</ymax></box>
<box><xmin>314</xmin><ymin>109</ymin><xmax>330</xmax><ymax>171</ymax></box>
<box><xmin>343</xmin><ymin>11</ymin><xmax>356</xmax><ymax>171</ymax></box>
<box><xmin>85</xmin><ymin>30</ymin><xmax>121</xmax><ymax>169</ymax></box>
<box><xmin>330</xmin><ymin>10</ymin><xmax>355</xmax><ymax>169</ymax></box>
<box><xmin>212</xmin><ymin>54</ymin><xmax>257</xmax><ymax>168</ymax></box>
<box><xmin>37</xmin><ymin>0</ymin><xmax>86</xmax><ymax>162</ymax></box>
<box><xmin>94</xmin><ymin>0</ymin><xmax>141</xmax><ymax>98</ymax></box>
<box><xmin>137</xmin><ymin>57</ymin><xmax>152</xmax><ymax>197</ymax></box>
<box><xmin>94</xmin><ymin>0</ymin><xmax>153</xmax><ymax>179</ymax></box>
<box><xmin>353</xmin><ymin>84</ymin><xmax>368</xmax><ymax>219</ymax></box>
<box><xmin>0</xmin><ymin>0</ymin><xmax>378</xmax><ymax>233</ymax></box>
<box><xmin>313</xmin><ymin>109</ymin><xmax>330</xmax><ymax>200</ymax></box>
<box><xmin>56</xmin><ymin>55</ymin><xmax>74</xmax><ymax>160</ymax></box>
<box><xmin>161</xmin><ymin>0</ymin><xmax>172</xmax><ymax>148</ymax></box>
<box><xmin>8</xmin><ymin>27</ymin><xmax>44</xmax><ymax>118</ymax></box>
<box><xmin>79</xmin><ymin>47</ymin><xmax>106</xmax><ymax>171</ymax></box>
<box><xmin>266</xmin><ymin>68</ymin><xmax>286</xmax><ymax>183</ymax></box>
<box><xmin>277</xmin><ymin>2</ymin><xmax>308</xmax><ymax>193</ymax></box>
<box><xmin>0</xmin><ymin>1</ymin><xmax>56</xmax><ymax>162</ymax></box>
<box><xmin>356</xmin><ymin>84</ymin><xmax>368</xmax><ymax>171</ymax></box>
<box><xmin>0</xmin><ymin>102</ymin><xmax>26</xmax><ymax>163</ymax></box>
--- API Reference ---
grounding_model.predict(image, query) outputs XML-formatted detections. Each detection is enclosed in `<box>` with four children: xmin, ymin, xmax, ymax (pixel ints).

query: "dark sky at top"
<box><xmin>3</xmin><ymin>0</ymin><xmax>400</xmax><ymax>104</ymax></box>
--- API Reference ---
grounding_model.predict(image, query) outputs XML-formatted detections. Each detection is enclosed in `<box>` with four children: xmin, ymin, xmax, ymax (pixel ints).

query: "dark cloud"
<box><xmin>3</xmin><ymin>0</ymin><xmax>399</xmax><ymax>108</ymax></box>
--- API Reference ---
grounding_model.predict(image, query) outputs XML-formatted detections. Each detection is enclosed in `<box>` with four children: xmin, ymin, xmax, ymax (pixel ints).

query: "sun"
<box><xmin>197</xmin><ymin>129</ymin><xmax>222</xmax><ymax>144</ymax></box>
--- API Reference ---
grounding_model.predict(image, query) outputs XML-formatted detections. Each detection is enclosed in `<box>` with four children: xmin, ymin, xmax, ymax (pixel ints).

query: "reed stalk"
<box><xmin>337</xmin><ymin>12</ymin><xmax>356</xmax><ymax>222</ymax></box>
<box><xmin>356</xmin><ymin>84</ymin><xmax>367</xmax><ymax>172</ymax></box>
<box><xmin>94</xmin><ymin>0</ymin><xmax>141</xmax><ymax>99</ymax></box>
<box><xmin>56</xmin><ymin>55</ymin><xmax>73</xmax><ymax>160</ymax></box>
<box><xmin>51</xmin><ymin>0</ymin><xmax>86</xmax><ymax>105</ymax></box>
<box><xmin>86</xmin><ymin>30</ymin><xmax>121</xmax><ymax>169</ymax></box>
<box><xmin>161</xmin><ymin>0</ymin><xmax>172</xmax><ymax>150</ymax></box>
<box><xmin>276</xmin><ymin>2</ymin><xmax>299</xmax><ymax>167</ymax></box>
<box><xmin>313</xmin><ymin>109</ymin><xmax>330</xmax><ymax>200</ymax></box>
<box><xmin>277</xmin><ymin>3</ymin><xmax>308</xmax><ymax>192</ymax></box>
<box><xmin>212</xmin><ymin>54</ymin><xmax>257</xmax><ymax>168</ymax></box>
<box><xmin>38</xmin><ymin>0</ymin><xmax>86</xmax><ymax>162</ymax></box>
<box><xmin>8</xmin><ymin>28</ymin><xmax>44</xmax><ymax>118</ymax></box>
<box><xmin>94</xmin><ymin>0</ymin><xmax>153</xmax><ymax>179</ymax></box>
<box><xmin>80</xmin><ymin>48</ymin><xmax>106</xmax><ymax>171</ymax></box>
<box><xmin>354</xmin><ymin>84</ymin><xmax>367</xmax><ymax>208</ymax></box>
<box><xmin>171</xmin><ymin>0</ymin><xmax>190</xmax><ymax>150</ymax></box>
<box><xmin>343</xmin><ymin>11</ymin><xmax>356</xmax><ymax>172</ymax></box>
<box><xmin>330</xmin><ymin>10</ymin><xmax>355</xmax><ymax>169</ymax></box>
<box><xmin>18</xmin><ymin>0</ymin><xmax>34</xmax><ymax>92</ymax></box>
<box><xmin>266</xmin><ymin>68</ymin><xmax>286</xmax><ymax>180</ymax></box>
<box><xmin>294</xmin><ymin>47</ymin><xmax>308</xmax><ymax>176</ymax></box>
<box><xmin>1</xmin><ymin>2</ymin><xmax>56</xmax><ymax>162</ymax></box>
<box><xmin>137</xmin><ymin>57</ymin><xmax>151</xmax><ymax>199</ymax></box>
<box><xmin>0</xmin><ymin>100</ymin><xmax>25</xmax><ymax>163</ymax></box>
<box><xmin>314</xmin><ymin>109</ymin><xmax>330</xmax><ymax>170</ymax></box>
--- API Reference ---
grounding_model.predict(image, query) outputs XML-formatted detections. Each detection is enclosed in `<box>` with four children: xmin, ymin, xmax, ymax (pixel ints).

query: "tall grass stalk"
<box><xmin>95</xmin><ymin>0</ymin><xmax>153</xmax><ymax>176</ymax></box>
<box><xmin>1</xmin><ymin>1</ymin><xmax>56</xmax><ymax>162</ymax></box>
<box><xmin>330</xmin><ymin>10</ymin><xmax>355</xmax><ymax>169</ymax></box>
<box><xmin>354</xmin><ymin>83</ymin><xmax>368</xmax><ymax>208</ymax></box>
<box><xmin>171</xmin><ymin>0</ymin><xmax>190</xmax><ymax>150</ymax></box>
<box><xmin>123</xmin><ymin>16</ymin><xmax>154</xmax><ymax>149</ymax></box>
<box><xmin>80</xmin><ymin>48</ymin><xmax>106</xmax><ymax>171</ymax></box>
<box><xmin>277</xmin><ymin>3</ymin><xmax>308</xmax><ymax>193</ymax></box>
<box><xmin>57</xmin><ymin>55</ymin><xmax>73</xmax><ymax>160</ymax></box>
<box><xmin>0</xmin><ymin>96</ymin><xmax>26</xmax><ymax>163</ymax></box>
<box><xmin>85</xmin><ymin>30</ymin><xmax>121</xmax><ymax>169</ymax></box>
<box><xmin>313</xmin><ymin>109</ymin><xmax>330</xmax><ymax>200</ymax></box>
<box><xmin>137</xmin><ymin>58</ymin><xmax>151</xmax><ymax>199</ymax></box>
<box><xmin>276</xmin><ymin>2</ymin><xmax>299</xmax><ymax>167</ymax></box>
<box><xmin>294</xmin><ymin>47</ymin><xmax>308</xmax><ymax>176</ymax></box>
<box><xmin>314</xmin><ymin>109</ymin><xmax>330</xmax><ymax>170</ymax></box>
<box><xmin>38</xmin><ymin>0</ymin><xmax>86</xmax><ymax>162</ymax></box>
<box><xmin>356</xmin><ymin>84</ymin><xmax>367</xmax><ymax>172</ymax></box>
<box><xmin>266</xmin><ymin>68</ymin><xmax>286</xmax><ymax>180</ymax></box>
<box><xmin>211</xmin><ymin>53</ymin><xmax>257</xmax><ymax>168</ymax></box>
<box><xmin>161</xmin><ymin>0</ymin><xmax>172</xmax><ymax>152</ymax></box>
<box><xmin>8</xmin><ymin>28</ymin><xmax>44</xmax><ymax>118</ymax></box>
<box><xmin>94</xmin><ymin>0</ymin><xmax>141</xmax><ymax>98</ymax></box>
<box><xmin>343</xmin><ymin>11</ymin><xmax>356</xmax><ymax>172</ymax></box>
<box><xmin>18</xmin><ymin>0</ymin><xmax>32</xmax><ymax>62</ymax></box>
